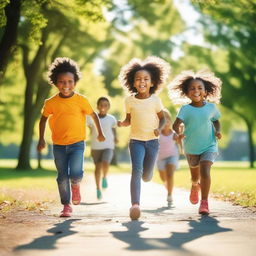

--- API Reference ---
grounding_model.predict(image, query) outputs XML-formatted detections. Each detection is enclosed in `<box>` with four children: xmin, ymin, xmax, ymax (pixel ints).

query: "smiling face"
<box><xmin>133</xmin><ymin>70</ymin><xmax>153</xmax><ymax>97</ymax></box>
<box><xmin>56</xmin><ymin>72</ymin><xmax>76</xmax><ymax>97</ymax></box>
<box><xmin>187</xmin><ymin>79</ymin><xmax>206</xmax><ymax>105</ymax></box>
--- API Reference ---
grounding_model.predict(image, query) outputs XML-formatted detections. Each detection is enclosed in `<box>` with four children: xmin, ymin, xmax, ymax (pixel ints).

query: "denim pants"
<box><xmin>53</xmin><ymin>141</ymin><xmax>85</xmax><ymax>205</ymax></box>
<box><xmin>129</xmin><ymin>139</ymin><xmax>159</xmax><ymax>205</ymax></box>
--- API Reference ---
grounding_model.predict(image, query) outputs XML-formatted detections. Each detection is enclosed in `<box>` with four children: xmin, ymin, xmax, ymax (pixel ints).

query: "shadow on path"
<box><xmin>14</xmin><ymin>219</ymin><xmax>81</xmax><ymax>251</ymax></box>
<box><xmin>80</xmin><ymin>202</ymin><xmax>107</xmax><ymax>206</ymax></box>
<box><xmin>111</xmin><ymin>216</ymin><xmax>232</xmax><ymax>255</ymax></box>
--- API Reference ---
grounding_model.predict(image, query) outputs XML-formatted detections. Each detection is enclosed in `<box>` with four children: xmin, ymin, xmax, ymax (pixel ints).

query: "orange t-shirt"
<box><xmin>42</xmin><ymin>92</ymin><xmax>94</xmax><ymax>145</ymax></box>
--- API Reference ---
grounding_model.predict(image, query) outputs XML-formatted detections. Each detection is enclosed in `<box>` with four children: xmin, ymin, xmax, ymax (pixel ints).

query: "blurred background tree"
<box><xmin>0</xmin><ymin>0</ymin><xmax>255</xmax><ymax>169</ymax></box>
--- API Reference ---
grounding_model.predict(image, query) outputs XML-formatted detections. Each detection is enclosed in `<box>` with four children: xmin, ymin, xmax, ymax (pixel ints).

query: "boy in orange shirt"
<box><xmin>37</xmin><ymin>57</ymin><xmax>105</xmax><ymax>217</ymax></box>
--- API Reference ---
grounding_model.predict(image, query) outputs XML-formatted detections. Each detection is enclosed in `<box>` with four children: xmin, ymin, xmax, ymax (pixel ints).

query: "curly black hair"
<box><xmin>97</xmin><ymin>96</ymin><xmax>110</xmax><ymax>106</ymax></box>
<box><xmin>47</xmin><ymin>57</ymin><xmax>82</xmax><ymax>86</ymax></box>
<box><xmin>119</xmin><ymin>56</ymin><xmax>171</xmax><ymax>94</ymax></box>
<box><xmin>169</xmin><ymin>70</ymin><xmax>222</xmax><ymax>104</ymax></box>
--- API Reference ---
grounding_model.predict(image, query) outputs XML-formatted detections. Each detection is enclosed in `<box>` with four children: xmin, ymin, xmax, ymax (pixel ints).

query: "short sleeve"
<box><xmin>112</xmin><ymin>116</ymin><xmax>117</xmax><ymax>128</ymax></box>
<box><xmin>81</xmin><ymin>96</ymin><xmax>94</xmax><ymax>115</ymax></box>
<box><xmin>86</xmin><ymin>115</ymin><xmax>93</xmax><ymax>127</ymax></box>
<box><xmin>211</xmin><ymin>104</ymin><xmax>221</xmax><ymax>121</ymax></box>
<box><xmin>155</xmin><ymin>96</ymin><xmax>164</xmax><ymax>113</ymax></box>
<box><xmin>125</xmin><ymin>97</ymin><xmax>131</xmax><ymax>114</ymax></box>
<box><xmin>177</xmin><ymin>106</ymin><xmax>186</xmax><ymax>121</ymax></box>
<box><xmin>42</xmin><ymin>99</ymin><xmax>52</xmax><ymax>117</ymax></box>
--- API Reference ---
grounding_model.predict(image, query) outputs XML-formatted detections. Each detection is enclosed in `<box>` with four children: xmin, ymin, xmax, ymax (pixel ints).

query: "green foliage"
<box><xmin>0</xmin><ymin>0</ymin><xmax>9</xmax><ymax>27</ymax></box>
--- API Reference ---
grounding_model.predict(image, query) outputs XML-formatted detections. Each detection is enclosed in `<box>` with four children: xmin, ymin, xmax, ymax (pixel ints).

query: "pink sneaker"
<box><xmin>129</xmin><ymin>204</ymin><xmax>141</xmax><ymax>220</ymax></box>
<box><xmin>189</xmin><ymin>183</ymin><xmax>200</xmax><ymax>204</ymax></box>
<box><xmin>199</xmin><ymin>200</ymin><xmax>209</xmax><ymax>215</ymax></box>
<box><xmin>71</xmin><ymin>184</ymin><xmax>81</xmax><ymax>205</ymax></box>
<box><xmin>60</xmin><ymin>204</ymin><xmax>72</xmax><ymax>217</ymax></box>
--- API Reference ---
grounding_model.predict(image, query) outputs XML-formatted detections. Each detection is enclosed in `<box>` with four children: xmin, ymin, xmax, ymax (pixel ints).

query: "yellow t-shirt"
<box><xmin>42</xmin><ymin>92</ymin><xmax>94</xmax><ymax>145</ymax></box>
<box><xmin>125</xmin><ymin>94</ymin><xmax>163</xmax><ymax>141</ymax></box>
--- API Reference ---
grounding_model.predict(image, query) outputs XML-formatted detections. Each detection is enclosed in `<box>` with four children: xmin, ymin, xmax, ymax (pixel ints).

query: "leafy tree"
<box><xmin>16</xmin><ymin>1</ymin><xmax>110</xmax><ymax>169</ymax></box>
<box><xmin>190</xmin><ymin>0</ymin><xmax>256</xmax><ymax>167</ymax></box>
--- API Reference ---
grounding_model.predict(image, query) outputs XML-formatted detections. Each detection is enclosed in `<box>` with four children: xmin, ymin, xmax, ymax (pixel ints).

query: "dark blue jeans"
<box><xmin>53</xmin><ymin>141</ymin><xmax>85</xmax><ymax>205</ymax></box>
<box><xmin>129</xmin><ymin>139</ymin><xmax>159</xmax><ymax>205</ymax></box>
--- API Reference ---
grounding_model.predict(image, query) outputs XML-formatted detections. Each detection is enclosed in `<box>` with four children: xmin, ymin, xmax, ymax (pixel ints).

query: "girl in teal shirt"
<box><xmin>169</xmin><ymin>70</ymin><xmax>222</xmax><ymax>215</ymax></box>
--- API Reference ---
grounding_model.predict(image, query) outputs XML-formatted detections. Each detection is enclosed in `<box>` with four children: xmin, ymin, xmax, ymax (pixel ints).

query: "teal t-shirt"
<box><xmin>177</xmin><ymin>102</ymin><xmax>221</xmax><ymax>154</ymax></box>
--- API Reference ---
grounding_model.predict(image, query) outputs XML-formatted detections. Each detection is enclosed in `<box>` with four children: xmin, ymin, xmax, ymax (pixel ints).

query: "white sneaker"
<box><xmin>167</xmin><ymin>194</ymin><xmax>173</xmax><ymax>203</ymax></box>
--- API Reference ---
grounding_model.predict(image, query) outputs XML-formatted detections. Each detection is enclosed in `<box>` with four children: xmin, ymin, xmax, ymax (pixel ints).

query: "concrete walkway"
<box><xmin>7</xmin><ymin>173</ymin><xmax>256</xmax><ymax>256</ymax></box>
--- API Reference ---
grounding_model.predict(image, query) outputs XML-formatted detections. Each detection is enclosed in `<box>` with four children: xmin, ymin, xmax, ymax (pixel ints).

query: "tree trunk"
<box><xmin>244</xmin><ymin>119</ymin><xmax>255</xmax><ymax>168</ymax></box>
<box><xmin>0</xmin><ymin>0</ymin><xmax>21</xmax><ymax>85</ymax></box>
<box><xmin>16</xmin><ymin>109</ymin><xmax>36</xmax><ymax>169</ymax></box>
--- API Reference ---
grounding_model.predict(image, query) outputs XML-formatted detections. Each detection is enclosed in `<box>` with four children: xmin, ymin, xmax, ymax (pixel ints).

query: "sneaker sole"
<box><xmin>72</xmin><ymin>200</ymin><xmax>81</xmax><ymax>205</ymax></box>
<box><xmin>60</xmin><ymin>213</ymin><xmax>72</xmax><ymax>217</ymax></box>
<box><xmin>199</xmin><ymin>210</ymin><xmax>209</xmax><ymax>215</ymax></box>
<box><xmin>130</xmin><ymin>208</ymin><xmax>141</xmax><ymax>220</ymax></box>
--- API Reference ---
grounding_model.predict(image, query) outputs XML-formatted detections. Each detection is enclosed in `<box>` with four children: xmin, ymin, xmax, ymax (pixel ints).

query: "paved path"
<box><xmin>4</xmin><ymin>173</ymin><xmax>256</xmax><ymax>256</ymax></box>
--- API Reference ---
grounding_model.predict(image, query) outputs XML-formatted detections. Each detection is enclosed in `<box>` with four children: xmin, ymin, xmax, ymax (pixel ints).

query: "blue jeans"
<box><xmin>129</xmin><ymin>139</ymin><xmax>159</xmax><ymax>205</ymax></box>
<box><xmin>53</xmin><ymin>141</ymin><xmax>85</xmax><ymax>205</ymax></box>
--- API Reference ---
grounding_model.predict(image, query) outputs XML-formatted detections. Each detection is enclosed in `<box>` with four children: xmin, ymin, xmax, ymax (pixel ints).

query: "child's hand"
<box><xmin>117</xmin><ymin>121</ymin><xmax>123</xmax><ymax>127</ymax></box>
<box><xmin>154</xmin><ymin>128</ymin><xmax>160</xmax><ymax>137</ymax></box>
<box><xmin>37</xmin><ymin>139</ymin><xmax>46</xmax><ymax>152</ymax></box>
<box><xmin>178</xmin><ymin>133</ymin><xmax>185</xmax><ymax>140</ymax></box>
<box><xmin>215</xmin><ymin>131</ymin><xmax>222</xmax><ymax>139</ymax></box>
<box><xmin>117</xmin><ymin>120</ymin><xmax>130</xmax><ymax>127</ymax></box>
<box><xmin>97</xmin><ymin>133</ymin><xmax>106</xmax><ymax>142</ymax></box>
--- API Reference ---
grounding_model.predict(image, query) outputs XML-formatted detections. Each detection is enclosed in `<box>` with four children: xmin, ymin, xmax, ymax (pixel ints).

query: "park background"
<box><xmin>0</xmin><ymin>0</ymin><xmax>255</xmax><ymax>210</ymax></box>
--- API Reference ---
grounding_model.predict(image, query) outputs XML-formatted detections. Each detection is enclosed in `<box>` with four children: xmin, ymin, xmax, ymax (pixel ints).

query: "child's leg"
<box><xmin>166</xmin><ymin>164</ymin><xmax>175</xmax><ymax>196</ymax></box>
<box><xmin>94</xmin><ymin>163</ymin><xmax>102</xmax><ymax>190</ymax></box>
<box><xmin>53</xmin><ymin>145</ymin><xmax>70</xmax><ymax>205</ymax></box>
<box><xmin>102</xmin><ymin>149</ymin><xmax>114</xmax><ymax>179</ymax></box>
<box><xmin>91</xmin><ymin>150</ymin><xmax>103</xmax><ymax>189</ymax></box>
<box><xmin>186</xmin><ymin>154</ymin><xmax>200</xmax><ymax>204</ymax></box>
<box><xmin>157</xmin><ymin>159</ymin><xmax>167</xmax><ymax>184</ymax></box>
<box><xmin>199</xmin><ymin>161</ymin><xmax>212</xmax><ymax>200</ymax></box>
<box><xmin>68</xmin><ymin>141</ymin><xmax>85</xmax><ymax>184</ymax></box>
<box><xmin>159</xmin><ymin>170</ymin><xmax>167</xmax><ymax>184</ymax></box>
<box><xmin>199</xmin><ymin>152</ymin><xmax>218</xmax><ymax>201</ymax></box>
<box><xmin>142</xmin><ymin>139</ymin><xmax>159</xmax><ymax>182</ymax></box>
<box><xmin>129</xmin><ymin>140</ymin><xmax>145</xmax><ymax>205</ymax></box>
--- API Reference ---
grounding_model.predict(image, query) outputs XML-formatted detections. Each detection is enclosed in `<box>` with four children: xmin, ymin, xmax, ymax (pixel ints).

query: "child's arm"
<box><xmin>37</xmin><ymin>115</ymin><xmax>48</xmax><ymax>152</ymax></box>
<box><xmin>154</xmin><ymin>110</ymin><xmax>166</xmax><ymax>136</ymax></box>
<box><xmin>90</xmin><ymin>112</ymin><xmax>105</xmax><ymax>141</ymax></box>
<box><xmin>117</xmin><ymin>113</ymin><xmax>131</xmax><ymax>127</ymax></box>
<box><xmin>112</xmin><ymin>128</ymin><xmax>118</xmax><ymax>144</ymax></box>
<box><xmin>213</xmin><ymin>120</ymin><xmax>222</xmax><ymax>139</ymax></box>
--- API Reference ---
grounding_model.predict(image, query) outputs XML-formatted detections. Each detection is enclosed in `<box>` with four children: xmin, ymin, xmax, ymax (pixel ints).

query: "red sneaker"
<box><xmin>71</xmin><ymin>184</ymin><xmax>81</xmax><ymax>205</ymax></box>
<box><xmin>199</xmin><ymin>200</ymin><xmax>209</xmax><ymax>215</ymax></box>
<box><xmin>130</xmin><ymin>204</ymin><xmax>141</xmax><ymax>220</ymax></box>
<box><xmin>60</xmin><ymin>204</ymin><xmax>72</xmax><ymax>217</ymax></box>
<box><xmin>189</xmin><ymin>183</ymin><xmax>200</xmax><ymax>204</ymax></box>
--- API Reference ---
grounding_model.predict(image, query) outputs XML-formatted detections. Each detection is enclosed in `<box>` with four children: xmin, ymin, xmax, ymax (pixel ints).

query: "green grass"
<box><xmin>154</xmin><ymin>160</ymin><xmax>256</xmax><ymax>207</ymax></box>
<box><xmin>0</xmin><ymin>160</ymin><xmax>255</xmax><ymax>210</ymax></box>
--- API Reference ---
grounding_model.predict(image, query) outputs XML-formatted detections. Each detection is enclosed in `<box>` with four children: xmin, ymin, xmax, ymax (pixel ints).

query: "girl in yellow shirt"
<box><xmin>118</xmin><ymin>56</ymin><xmax>171</xmax><ymax>220</ymax></box>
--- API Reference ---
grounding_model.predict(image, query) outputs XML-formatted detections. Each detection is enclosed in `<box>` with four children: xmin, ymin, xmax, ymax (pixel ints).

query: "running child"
<box><xmin>118</xmin><ymin>56</ymin><xmax>171</xmax><ymax>220</ymax></box>
<box><xmin>169</xmin><ymin>69</ymin><xmax>222</xmax><ymax>215</ymax></box>
<box><xmin>87</xmin><ymin>96</ymin><xmax>117</xmax><ymax>199</ymax></box>
<box><xmin>37</xmin><ymin>57</ymin><xmax>105</xmax><ymax>217</ymax></box>
<box><xmin>157</xmin><ymin>109</ymin><xmax>180</xmax><ymax>206</ymax></box>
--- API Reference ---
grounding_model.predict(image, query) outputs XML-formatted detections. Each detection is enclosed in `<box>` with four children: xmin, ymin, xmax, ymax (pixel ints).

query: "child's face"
<box><xmin>187</xmin><ymin>79</ymin><xmax>206</xmax><ymax>103</ymax></box>
<box><xmin>56</xmin><ymin>72</ymin><xmax>76</xmax><ymax>97</ymax></box>
<box><xmin>133</xmin><ymin>70</ymin><xmax>153</xmax><ymax>95</ymax></box>
<box><xmin>97</xmin><ymin>100</ymin><xmax>110</xmax><ymax>115</ymax></box>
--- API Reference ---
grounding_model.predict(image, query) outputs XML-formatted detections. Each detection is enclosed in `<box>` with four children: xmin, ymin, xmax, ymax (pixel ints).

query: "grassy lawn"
<box><xmin>154</xmin><ymin>160</ymin><xmax>256</xmax><ymax>208</ymax></box>
<box><xmin>0</xmin><ymin>159</ymin><xmax>255</xmax><ymax>211</ymax></box>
